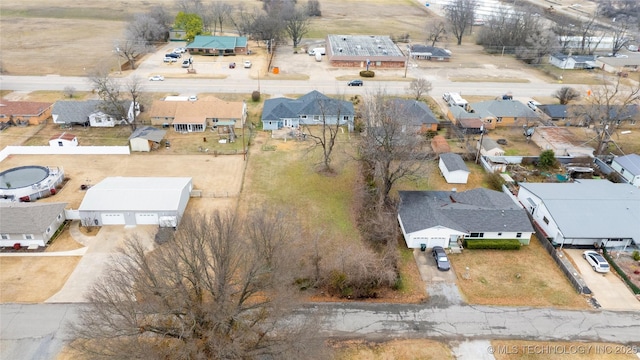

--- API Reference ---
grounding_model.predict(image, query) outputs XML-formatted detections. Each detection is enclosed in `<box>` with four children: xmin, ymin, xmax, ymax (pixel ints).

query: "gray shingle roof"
<box><xmin>389</xmin><ymin>99</ymin><xmax>438</xmax><ymax>125</ymax></box>
<box><xmin>128</xmin><ymin>126</ymin><xmax>167</xmax><ymax>142</ymax></box>
<box><xmin>410</xmin><ymin>45</ymin><xmax>451</xmax><ymax>58</ymax></box>
<box><xmin>0</xmin><ymin>202</ymin><xmax>67</xmax><ymax>234</ymax></box>
<box><xmin>518</xmin><ymin>180</ymin><xmax>640</xmax><ymax>239</ymax></box>
<box><xmin>261</xmin><ymin>90</ymin><xmax>354</xmax><ymax>121</ymax></box>
<box><xmin>612</xmin><ymin>154</ymin><xmax>640</xmax><ymax>176</ymax></box>
<box><xmin>398</xmin><ymin>189</ymin><xmax>533</xmax><ymax>234</ymax></box>
<box><xmin>52</xmin><ymin>100</ymin><xmax>131</xmax><ymax>124</ymax></box>
<box><xmin>480</xmin><ymin>138</ymin><xmax>500</xmax><ymax>151</ymax></box>
<box><xmin>440</xmin><ymin>153</ymin><xmax>469</xmax><ymax>172</ymax></box>
<box><xmin>471</xmin><ymin>100</ymin><xmax>538</xmax><ymax>118</ymax></box>
<box><xmin>538</xmin><ymin>104</ymin><xmax>567</xmax><ymax>119</ymax></box>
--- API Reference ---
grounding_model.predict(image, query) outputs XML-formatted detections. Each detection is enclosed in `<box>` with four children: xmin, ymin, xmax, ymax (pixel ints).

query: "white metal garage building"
<box><xmin>78</xmin><ymin>177</ymin><xmax>192</xmax><ymax>227</ymax></box>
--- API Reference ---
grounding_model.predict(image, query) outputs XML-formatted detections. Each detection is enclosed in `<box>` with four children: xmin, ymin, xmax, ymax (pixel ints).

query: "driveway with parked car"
<box><xmin>564</xmin><ymin>249</ymin><xmax>640</xmax><ymax>310</ymax></box>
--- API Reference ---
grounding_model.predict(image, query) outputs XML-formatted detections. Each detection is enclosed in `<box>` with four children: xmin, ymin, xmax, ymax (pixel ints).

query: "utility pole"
<box><xmin>404</xmin><ymin>43</ymin><xmax>410</xmax><ymax>78</ymax></box>
<box><xmin>475</xmin><ymin>123</ymin><xmax>484</xmax><ymax>164</ymax></box>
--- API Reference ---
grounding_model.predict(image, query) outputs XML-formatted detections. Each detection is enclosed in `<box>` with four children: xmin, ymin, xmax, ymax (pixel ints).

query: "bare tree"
<box><xmin>301</xmin><ymin>92</ymin><xmax>352</xmax><ymax>173</ymax></box>
<box><xmin>576</xmin><ymin>13</ymin><xmax>601</xmax><ymax>55</ymax></box>
<box><xmin>282</xmin><ymin>5</ymin><xmax>311</xmax><ymax>49</ymax></box>
<box><xmin>407</xmin><ymin>78</ymin><xmax>432</xmax><ymax>101</ymax></box>
<box><xmin>515</xmin><ymin>26</ymin><xmax>557</xmax><ymax>64</ymax></box>
<box><xmin>553</xmin><ymin>86</ymin><xmax>581</xmax><ymax>105</ymax></box>
<box><xmin>210</xmin><ymin>2</ymin><xmax>233</xmax><ymax>35</ymax></box>
<box><xmin>89</xmin><ymin>67</ymin><xmax>142</xmax><ymax>131</ymax></box>
<box><xmin>69</xmin><ymin>209</ymin><xmax>326</xmax><ymax>359</ymax></box>
<box><xmin>444</xmin><ymin>0</ymin><xmax>478</xmax><ymax>45</ymax></box>
<box><xmin>571</xmin><ymin>75</ymin><xmax>640</xmax><ymax>155</ymax></box>
<box><xmin>63</xmin><ymin>86</ymin><xmax>76</xmax><ymax>99</ymax></box>
<box><xmin>358</xmin><ymin>90</ymin><xmax>434</xmax><ymax>206</ymax></box>
<box><xmin>610</xmin><ymin>18</ymin><xmax>631</xmax><ymax>56</ymax></box>
<box><xmin>114</xmin><ymin>37</ymin><xmax>150</xmax><ymax>71</ymax></box>
<box><xmin>426</xmin><ymin>21</ymin><xmax>447</xmax><ymax>46</ymax></box>
<box><xmin>175</xmin><ymin>0</ymin><xmax>204</xmax><ymax>14</ymax></box>
<box><xmin>126</xmin><ymin>12</ymin><xmax>168</xmax><ymax>45</ymax></box>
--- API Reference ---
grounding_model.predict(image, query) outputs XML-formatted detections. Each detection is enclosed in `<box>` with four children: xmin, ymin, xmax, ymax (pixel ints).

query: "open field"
<box><xmin>0</xmin><ymin>257</ymin><xmax>81</xmax><ymax>303</ymax></box>
<box><xmin>450</xmin><ymin>237</ymin><xmax>590</xmax><ymax>309</ymax></box>
<box><xmin>333</xmin><ymin>339</ymin><xmax>454</xmax><ymax>360</ymax></box>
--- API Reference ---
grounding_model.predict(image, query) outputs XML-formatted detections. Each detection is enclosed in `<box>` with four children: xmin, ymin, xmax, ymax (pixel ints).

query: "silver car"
<box><xmin>583</xmin><ymin>250</ymin><xmax>610</xmax><ymax>273</ymax></box>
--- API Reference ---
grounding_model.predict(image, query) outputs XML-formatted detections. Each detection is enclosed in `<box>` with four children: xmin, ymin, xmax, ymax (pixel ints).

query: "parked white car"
<box><xmin>173</xmin><ymin>47</ymin><xmax>187</xmax><ymax>53</ymax></box>
<box><xmin>149</xmin><ymin>75</ymin><xmax>165</xmax><ymax>81</ymax></box>
<box><xmin>163</xmin><ymin>57</ymin><xmax>177</xmax><ymax>63</ymax></box>
<box><xmin>243</xmin><ymin>60</ymin><xmax>252</xmax><ymax>68</ymax></box>
<box><xmin>583</xmin><ymin>250</ymin><xmax>610</xmax><ymax>273</ymax></box>
<box><xmin>527</xmin><ymin>100</ymin><xmax>541</xmax><ymax>111</ymax></box>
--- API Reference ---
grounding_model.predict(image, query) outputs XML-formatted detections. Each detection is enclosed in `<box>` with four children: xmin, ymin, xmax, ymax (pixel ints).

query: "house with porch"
<box><xmin>389</xmin><ymin>98</ymin><xmax>439</xmax><ymax>133</ymax></box>
<box><xmin>517</xmin><ymin>180</ymin><xmax>639</xmax><ymax>248</ymax></box>
<box><xmin>149</xmin><ymin>96</ymin><xmax>247</xmax><ymax>133</ymax></box>
<box><xmin>261</xmin><ymin>90</ymin><xmax>354</xmax><ymax>131</ymax></box>
<box><xmin>398</xmin><ymin>188</ymin><xmax>534</xmax><ymax>250</ymax></box>
<box><xmin>549</xmin><ymin>53</ymin><xmax>597</xmax><ymax>70</ymax></box>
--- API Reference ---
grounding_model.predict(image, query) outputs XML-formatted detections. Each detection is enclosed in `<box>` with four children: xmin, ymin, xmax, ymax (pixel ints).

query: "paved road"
<box><xmin>2</xmin><ymin>302</ymin><xmax>639</xmax><ymax>359</ymax></box>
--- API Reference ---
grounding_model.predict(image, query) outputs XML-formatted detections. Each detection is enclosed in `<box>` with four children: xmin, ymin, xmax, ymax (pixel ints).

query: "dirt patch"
<box><xmin>0</xmin><ymin>257</ymin><xmax>81</xmax><ymax>303</ymax></box>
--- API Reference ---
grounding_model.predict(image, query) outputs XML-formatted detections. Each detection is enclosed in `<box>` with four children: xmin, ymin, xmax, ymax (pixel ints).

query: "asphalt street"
<box><xmin>2</xmin><ymin>302</ymin><xmax>639</xmax><ymax>359</ymax></box>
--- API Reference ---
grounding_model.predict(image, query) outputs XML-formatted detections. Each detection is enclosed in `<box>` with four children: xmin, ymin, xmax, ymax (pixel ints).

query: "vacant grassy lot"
<box><xmin>450</xmin><ymin>237</ymin><xmax>590</xmax><ymax>309</ymax></box>
<box><xmin>333</xmin><ymin>339</ymin><xmax>454</xmax><ymax>360</ymax></box>
<box><xmin>0</xmin><ymin>256</ymin><xmax>81</xmax><ymax>303</ymax></box>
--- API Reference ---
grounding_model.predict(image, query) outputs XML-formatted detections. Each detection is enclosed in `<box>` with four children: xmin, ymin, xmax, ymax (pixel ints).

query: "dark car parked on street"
<box><xmin>347</xmin><ymin>79</ymin><xmax>363</xmax><ymax>86</ymax></box>
<box><xmin>432</xmin><ymin>246</ymin><xmax>451</xmax><ymax>271</ymax></box>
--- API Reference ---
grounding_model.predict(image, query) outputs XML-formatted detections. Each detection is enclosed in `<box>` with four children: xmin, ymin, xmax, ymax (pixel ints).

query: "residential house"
<box><xmin>538</xmin><ymin>105</ymin><xmax>568</xmax><ymax>122</ymax></box>
<box><xmin>467</xmin><ymin>100</ymin><xmax>539</xmax><ymax>128</ymax></box>
<box><xmin>129</xmin><ymin>126</ymin><xmax>167</xmax><ymax>152</ymax></box>
<box><xmin>611</xmin><ymin>154</ymin><xmax>640</xmax><ymax>187</ymax></box>
<box><xmin>438</xmin><ymin>152</ymin><xmax>470</xmax><ymax>184</ymax></box>
<box><xmin>261</xmin><ymin>90</ymin><xmax>355</xmax><ymax>131</ymax></box>
<box><xmin>186</xmin><ymin>35</ymin><xmax>249</xmax><ymax>56</ymax></box>
<box><xmin>409</xmin><ymin>45</ymin><xmax>451</xmax><ymax>61</ymax></box>
<box><xmin>78</xmin><ymin>177</ymin><xmax>192</xmax><ymax>227</ymax></box>
<box><xmin>569</xmin><ymin>104</ymin><xmax>639</xmax><ymax>127</ymax></box>
<box><xmin>0</xmin><ymin>202</ymin><xmax>68</xmax><ymax>248</ymax></box>
<box><xmin>149</xmin><ymin>96</ymin><xmax>247</xmax><ymax>133</ymax></box>
<box><xmin>326</xmin><ymin>35</ymin><xmax>406</xmax><ymax>68</ymax></box>
<box><xmin>477</xmin><ymin>137</ymin><xmax>504</xmax><ymax>157</ymax></box>
<box><xmin>517</xmin><ymin>180</ymin><xmax>640</xmax><ymax>248</ymax></box>
<box><xmin>548</xmin><ymin>53</ymin><xmax>597</xmax><ymax>70</ymax></box>
<box><xmin>530</xmin><ymin>126</ymin><xmax>594</xmax><ymax>156</ymax></box>
<box><xmin>0</xmin><ymin>100</ymin><xmax>53</xmax><ymax>125</ymax></box>
<box><xmin>389</xmin><ymin>99</ymin><xmax>439</xmax><ymax>133</ymax></box>
<box><xmin>398</xmin><ymin>188</ymin><xmax>534</xmax><ymax>249</ymax></box>
<box><xmin>595</xmin><ymin>56</ymin><xmax>640</xmax><ymax>74</ymax></box>
<box><xmin>52</xmin><ymin>100</ymin><xmax>137</xmax><ymax>127</ymax></box>
<box><xmin>49</xmin><ymin>132</ymin><xmax>78</xmax><ymax>147</ymax></box>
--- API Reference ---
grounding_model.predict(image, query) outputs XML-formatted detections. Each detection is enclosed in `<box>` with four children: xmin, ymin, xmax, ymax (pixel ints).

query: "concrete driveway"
<box><xmin>564</xmin><ymin>249</ymin><xmax>640</xmax><ymax>310</ymax></box>
<box><xmin>414</xmin><ymin>249</ymin><xmax>464</xmax><ymax>306</ymax></box>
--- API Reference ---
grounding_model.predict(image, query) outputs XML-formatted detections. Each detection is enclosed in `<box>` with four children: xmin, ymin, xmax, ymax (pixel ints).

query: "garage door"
<box><xmin>135</xmin><ymin>213</ymin><xmax>159</xmax><ymax>225</ymax></box>
<box><xmin>101</xmin><ymin>213</ymin><xmax>125</xmax><ymax>225</ymax></box>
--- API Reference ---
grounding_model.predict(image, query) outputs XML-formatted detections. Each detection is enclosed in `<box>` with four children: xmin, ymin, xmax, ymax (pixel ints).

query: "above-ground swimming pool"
<box><xmin>0</xmin><ymin>166</ymin><xmax>65</xmax><ymax>202</ymax></box>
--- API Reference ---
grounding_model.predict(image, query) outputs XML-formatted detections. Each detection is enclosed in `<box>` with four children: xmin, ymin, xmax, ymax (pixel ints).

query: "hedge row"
<box><xmin>463</xmin><ymin>239</ymin><xmax>522</xmax><ymax>250</ymax></box>
<box><xmin>603</xmin><ymin>249</ymin><xmax>640</xmax><ymax>295</ymax></box>
<box><xmin>359</xmin><ymin>70</ymin><xmax>375</xmax><ymax>78</ymax></box>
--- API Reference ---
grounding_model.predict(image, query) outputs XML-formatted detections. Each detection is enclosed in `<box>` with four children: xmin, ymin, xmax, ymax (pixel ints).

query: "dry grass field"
<box><xmin>0</xmin><ymin>257</ymin><xmax>81</xmax><ymax>303</ymax></box>
<box><xmin>332</xmin><ymin>339</ymin><xmax>454</xmax><ymax>360</ymax></box>
<box><xmin>450</xmin><ymin>237</ymin><xmax>590</xmax><ymax>309</ymax></box>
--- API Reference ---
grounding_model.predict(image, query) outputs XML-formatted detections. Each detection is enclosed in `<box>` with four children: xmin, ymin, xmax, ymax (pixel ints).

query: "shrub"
<box><xmin>538</xmin><ymin>149</ymin><xmax>557</xmax><ymax>169</ymax></box>
<box><xmin>463</xmin><ymin>239</ymin><xmax>522</xmax><ymax>250</ymax></box>
<box><xmin>359</xmin><ymin>70</ymin><xmax>375</xmax><ymax>78</ymax></box>
<box><xmin>484</xmin><ymin>172</ymin><xmax>505</xmax><ymax>191</ymax></box>
<box><xmin>633</xmin><ymin>250</ymin><xmax>640</xmax><ymax>261</ymax></box>
<box><xmin>603</xmin><ymin>249</ymin><xmax>640</xmax><ymax>294</ymax></box>
<box><xmin>251</xmin><ymin>90</ymin><xmax>260</xmax><ymax>101</ymax></box>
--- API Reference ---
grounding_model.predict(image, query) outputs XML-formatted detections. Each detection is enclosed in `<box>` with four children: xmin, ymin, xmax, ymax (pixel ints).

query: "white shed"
<box><xmin>78</xmin><ymin>177</ymin><xmax>192</xmax><ymax>227</ymax></box>
<box><xmin>129</xmin><ymin>126</ymin><xmax>167</xmax><ymax>152</ymax></box>
<box><xmin>438</xmin><ymin>153</ymin><xmax>470</xmax><ymax>184</ymax></box>
<box><xmin>49</xmin><ymin>132</ymin><xmax>78</xmax><ymax>147</ymax></box>
<box><xmin>477</xmin><ymin>138</ymin><xmax>504</xmax><ymax>157</ymax></box>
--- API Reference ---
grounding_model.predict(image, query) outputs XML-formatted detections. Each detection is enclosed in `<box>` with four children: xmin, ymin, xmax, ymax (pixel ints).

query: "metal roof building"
<box><xmin>326</xmin><ymin>35</ymin><xmax>406</xmax><ymax>68</ymax></box>
<box><xmin>78</xmin><ymin>177</ymin><xmax>192</xmax><ymax>227</ymax></box>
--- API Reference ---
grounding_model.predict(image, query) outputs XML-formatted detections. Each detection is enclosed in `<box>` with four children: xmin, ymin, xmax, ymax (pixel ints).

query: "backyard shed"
<box><xmin>438</xmin><ymin>153</ymin><xmax>470</xmax><ymax>184</ymax></box>
<box><xmin>128</xmin><ymin>126</ymin><xmax>166</xmax><ymax>152</ymax></box>
<box><xmin>78</xmin><ymin>177</ymin><xmax>192</xmax><ymax>227</ymax></box>
<box><xmin>49</xmin><ymin>132</ymin><xmax>78</xmax><ymax>147</ymax></box>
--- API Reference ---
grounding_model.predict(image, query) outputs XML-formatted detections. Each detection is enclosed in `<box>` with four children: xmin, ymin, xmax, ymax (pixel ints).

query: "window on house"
<box><xmin>46</xmin><ymin>227</ymin><xmax>51</xmax><ymax>234</ymax></box>
<box><xmin>343</xmin><ymin>116</ymin><xmax>349</xmax><ymax>121</ymax></box>
<box><xmin>496</xmin><ymin>117</ymin><xmax>503</xmax><ymax>123</ymax></box>
<box><xmin>620</xmin><ymin>168</ymin><xmax>625</xmax><ymax>174</ymax></box>
<box><xmin>497</xmin><ymin>232</ymin><xmax>502</xmax><ymax>236</ymax></box>
<box><xmin>543</xmin><ymin>216</ymin><xmax>549</xmax><ymax>225</ymax></box>
<box><xmin>516</xmin><ymin>233</ymin><xmax>522</xmax><ymax>238</ymax></box>
<box><xmin>57</xmin><ymin>214</ymin><xmax>62</xmax><ymax>220</ymax></box>
<box><xmin>469</xmin><ymin>233</ymin><xmax>484</xmax><ymax>238</ymax></box>
<box><xmin>25</xmin><ymin>234</ymin><xmax>34</xmax><ymax>240</ymax></box>
<box><xmin>1</xmin><ymin>234</ymin><xmax>9</xmax><ymax>240</ymax></box>
<box><xmin>314</xmin><ymin>115</ymin><xmax>320</xmax><ymax>121</ymax></box>
<box><xmin>300</xmin><ymin>115</ymin><xmax>307</xmax><ymax>119</ymax></box>
<box><xmin>631</xmin><ymin>119</ymin><xmax>637</xmax><ymax>125</ymax></box>
<box><xmin>486</xmin><ymin>119</ymin><xmax>492</xmax><ymax>123</ymax></box>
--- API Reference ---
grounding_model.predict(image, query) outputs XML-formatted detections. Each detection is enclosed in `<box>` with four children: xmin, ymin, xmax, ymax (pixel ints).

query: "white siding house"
<box><xmin>517</xmin><ymin>180</ymin><xmax>640</xmax><ymax>248</ymax></box>
<box><xmin>0</xmin><ymin>202</ymin><xmax>68</xmax><ymax>248</ymax></box>
<box><xmin>78</xmin><ymin>177</ymin><xmax>192</xmax><ymax>227</ymax></box>
<box><xmin>438</xmin><ymin>153</ymin><xmax>469</xmax><ymax>184</ymax></box>
<box><xmin>611</xmin><ymin>154</ymin><xmax>640</xmax><ymax>188</ymax></box>
<box><xmin>398</xmin><ymin>189</ymin><xmax>534</xmax><ymax>250</ymax></box>
<box><xmin>48</xmin><ymin>132</ymin><xmax>78</xmax><ymax>147</ymax></box>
